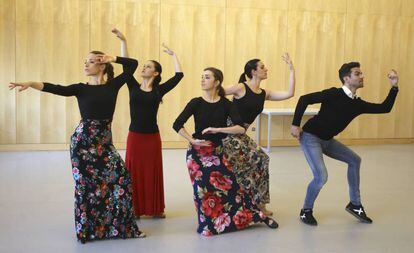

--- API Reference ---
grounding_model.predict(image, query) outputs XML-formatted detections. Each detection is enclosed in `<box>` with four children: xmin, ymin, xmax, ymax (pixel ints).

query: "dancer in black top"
<box><xmin>291</xmin><ymin>62</ymin><xmax>399</xmax><ymax>226</ymax></box>
<box><xmin>223</xmin><ymin>54</ymin><xmax>295</xmax><ymax>216</ymax></box>
<box><xmin>9</xmin><ymin>52</ymin><xmax>145</xmax><ymax>242</ymax></box>
<box><xmin>112</xmin><ymin>28</ymin><xmax>183</xmax><ymax>218</ymax></box>
<box><xmin>173</xmin><ymin>67</ymin><xmax>277</xmax><ymax>236</ymax></box>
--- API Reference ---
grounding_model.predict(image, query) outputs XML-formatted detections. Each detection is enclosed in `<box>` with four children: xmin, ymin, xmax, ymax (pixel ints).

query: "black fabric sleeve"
<box><xmin>361</xmin><ymin>87</ymin><xmax>399</xmax><ymax>114</ymax></box>
<box><xmin>42</xmin><ymin>83</ymin><xmax>81</xmax><ymax>97</ymax></box>
<box><xmin>126</xmin><ymin>77</ymin><xmax>139</xmax><ymax>90</ymax></box>
<box><xmin>292</xmin><ymin>88</ymin><xmax>333</xmax><ymax>126</ymax></box>
<box><xmin>159</xmin><ymin>72</ymin><xmax>184</xmax><ymax>97</ymax></box>
<box><xmin>173</xmin><ymin>97</ymin><xmax>198</xmax><ymax>132</ymax></box>
<box><xmin>111</xmin><ymin>56</ymin><xmax>138</xmax><ymax>89</ymax></box>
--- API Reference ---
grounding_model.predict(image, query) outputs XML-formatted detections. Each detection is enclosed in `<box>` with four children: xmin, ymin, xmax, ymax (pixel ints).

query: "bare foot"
<box><xmin>153</xmin><ymin>213</ymin><xmax>166</xmax><ymax>219</ymax></box>
<box><xmin>258</xmin><ymin>204</ymin><xmax>274</xmax><ymax>216</ymax></box>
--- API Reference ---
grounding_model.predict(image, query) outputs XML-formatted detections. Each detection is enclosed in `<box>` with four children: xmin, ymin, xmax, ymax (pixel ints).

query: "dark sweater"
<box><xmin>292</xmin><ymin>87</ymin><xmax>399</xmax><ymax>140</ymax></box>
<box><xmin>126</xmin><ymin>72</ymin><xmax>184</xmax><ymax>133</ymax></box>
<box><xmin>42</xmin><ymin>57</ymin><xmax>138</xmax><ymax>120</ymax></box>
<box><xmin>233</xmin><ymin>82</ymin><xmax>266</xmax><ymax>125</ymax></box>
<box><xmin>173</xmin><ymin>97</ymin><xmax>243</xmax><ymax>145</ymax></box>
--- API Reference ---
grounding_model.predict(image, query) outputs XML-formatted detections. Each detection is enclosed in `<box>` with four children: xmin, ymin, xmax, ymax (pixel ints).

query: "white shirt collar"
<box><xmin>341</xmin><ymin>85</ymin><xmax>357</xmax><ymax>99</ymax></box>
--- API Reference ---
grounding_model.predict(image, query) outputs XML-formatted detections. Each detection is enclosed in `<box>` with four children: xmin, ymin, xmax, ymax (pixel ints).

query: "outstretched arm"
<box><xmin>224</xmin><ymin>83</ymin><xmax>244</xmax><ymax>98</ymax></box>
<box><xmin>362</xmin><ymin>69</ymin><xmax>399</xmax><ymax>114</ymax></box>
<box><xmin>265</xmin><ymin>53</ymin><xmax>295</xmax><ymax>101</ymax></box>
<box><xmin>9</xmin><ymin>81</ymin><xmax>80</xmax><ymax>97</ymax></box>
<box><xmin>9</xmin><ymin>82</ymin><xmax>44</xmax><ymax>92</ymax></box>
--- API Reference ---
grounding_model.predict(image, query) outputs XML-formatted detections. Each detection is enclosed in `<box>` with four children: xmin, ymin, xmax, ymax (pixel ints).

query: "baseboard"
<box><xmin>1</xmin><ymin>139</ymin><xmax>413</xmax><ymax>151</ymax></box>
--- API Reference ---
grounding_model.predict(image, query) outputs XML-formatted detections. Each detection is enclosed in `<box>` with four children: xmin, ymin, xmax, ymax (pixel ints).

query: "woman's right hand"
<box><xmin>9</xmin><ymin>82</ymin><xmax>31</xmax><ymax>92</ymax></box>
<box><xmin>190</xmin><ymin>139</ymin><xmax>212</xmax><ymax>147</ymax></box>
<box><xmin>111</xmin><ymin>28</ymin><xmax>126</xmax><ymax>41</ymax></box>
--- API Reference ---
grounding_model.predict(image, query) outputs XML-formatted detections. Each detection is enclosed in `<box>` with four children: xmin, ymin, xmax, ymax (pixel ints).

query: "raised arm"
<box><xmin>265</xmin><ymin>52</ymin><xmax>295</xmax><ymax>101</ymax></box>
<box><xmin>361</xmin><ymin>69</ymin><xmax>399</xmax><ymax>114</ymax></box>
<box><xmin>101</xmin><ymin>55</ymin><xmax>138</xmax><ymax>89</ymax></box>
<box><xmin>112</xmin><ymin>28</ymin><xmax>129</xmax><ymax>57</ymax></box>
<box><xmin>162</xmin><ymin>43</ymin><xmax>182</xmax><ymax>73</ymax></box>
<box><xmin>159</xmin><ymin>44</ymin><xmax>184</xmax><ymax>96</ymax></box>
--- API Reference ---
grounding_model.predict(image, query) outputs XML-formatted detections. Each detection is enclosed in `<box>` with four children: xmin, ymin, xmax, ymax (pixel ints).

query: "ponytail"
<box><xmin>217</xmin><ymin>86</ymin><xmax>225</xmax><ymax>98</ymax></box>
<box><xmin>104</xmin><ymin>63</ymin><xmax>114</xmax><ymax>81</ymax></box>
<box><xmin>150</xmin><ymin>60</ymin><xmax>163</xmax><ymax>103</ymax></box>
<box><xmin>238</xmin><ymin>73</ymin><xmax>247</xmax><ymax>83</ymax></box>
<box><xmin>240</xmin><ymin>59</ymin><xmax>260</xmax><ymax>83</ymax></box>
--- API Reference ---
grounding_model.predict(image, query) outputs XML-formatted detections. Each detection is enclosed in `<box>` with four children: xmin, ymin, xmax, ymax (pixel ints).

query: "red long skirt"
<box><xmin>125</xmin><ymin>131</ymin><xmax>165</xmax><ymax>216</ymax></box>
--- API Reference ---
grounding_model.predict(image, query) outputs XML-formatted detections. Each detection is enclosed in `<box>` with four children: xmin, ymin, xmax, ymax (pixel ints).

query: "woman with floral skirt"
<box><xmin>223</xmin><ymin>54</ymin><xmax>295</xmax><ymax>216</ymax></box>
<box><xmin>9</xmin><ymin>52</ymin><xmax>145</xmax><ymax>243</ymax></box>
<box><xmin>173</xmin><ymin>67</ymin><xmax>278</xmax><ymax>236</ymax></box>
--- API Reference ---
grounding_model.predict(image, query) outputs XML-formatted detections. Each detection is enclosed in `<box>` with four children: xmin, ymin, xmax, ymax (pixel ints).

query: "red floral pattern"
<box><xmin>186</xmin><ymin>144</ymin><xmax>267</xmax><ymax>236</ymax></box>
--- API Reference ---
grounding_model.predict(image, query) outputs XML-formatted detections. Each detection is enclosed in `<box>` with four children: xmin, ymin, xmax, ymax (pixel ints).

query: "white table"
<box><xmin>255</xmin><ymin>108</ymin><xmax>319</xmax><ymax>152</ymax></box>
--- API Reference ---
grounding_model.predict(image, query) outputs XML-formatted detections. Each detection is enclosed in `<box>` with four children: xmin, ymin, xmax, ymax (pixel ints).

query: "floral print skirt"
<box><xmin>186</xmin><ymin>143</ymin><xmax>267</xmax><ymax>236</ymax></box>
<box><xmin>70</xmin><ymin>119</ymin><xmax>141</xmax><ymax>243</ymax></box>
<box><xmin>222</xmin><ymin>130</ymin><xmax>270</xmax><ymax>205</ymax></box>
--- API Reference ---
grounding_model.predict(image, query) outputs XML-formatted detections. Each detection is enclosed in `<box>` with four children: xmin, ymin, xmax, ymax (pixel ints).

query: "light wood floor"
<box><xmin>0</xmin><ymin>144</ymin><xmax>413</xmax><ymax>253</ymax></box>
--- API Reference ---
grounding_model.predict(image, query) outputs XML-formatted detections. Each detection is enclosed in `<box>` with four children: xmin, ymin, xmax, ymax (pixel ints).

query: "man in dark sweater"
<box><xmin>291</xmin><ymin>62</ymin><xmax>399</xmax><ymax>226</ymax></box>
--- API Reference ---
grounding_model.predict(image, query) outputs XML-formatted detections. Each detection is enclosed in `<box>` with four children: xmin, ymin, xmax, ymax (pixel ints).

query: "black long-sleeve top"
<box><xmin>126</xmin><ymin>72</ymin><xmax>184</xmax><ymax>133</ymax></box>
<box><xmin>173</xmin><ymin>97</ymin><xmax>244</xmax><ymax>145</ymax></box>
<box><xmin>233</xmin><ymin>82</ymin><xmax>266</xmax><ymax>125</ymax></box>
<box><xmin>42</xmin><ymin>57</ymin><xmax>138</xmax><ymax>120</ymax></box>
<box><xmin>292</xmin><ymin>87</ymin><xmax>399</xmax><ymax>140</ymax></box>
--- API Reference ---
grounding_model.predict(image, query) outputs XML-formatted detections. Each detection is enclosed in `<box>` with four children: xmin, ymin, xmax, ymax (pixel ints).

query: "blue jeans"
<box><xmin>300</xmin><ymin>132</ymin><xmax>362</xmax><ymax>209</ymax></box>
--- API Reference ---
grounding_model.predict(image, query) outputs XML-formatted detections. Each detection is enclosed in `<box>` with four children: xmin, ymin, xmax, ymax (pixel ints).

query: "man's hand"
<box><xmin>388</xmin><ymin>69</ymin><xmax>398</xmax><ymax>87</ymax></box>
<box><xmin>290</xmin><ymin>125</ymin><xmax>303</xmax><ymax>139</ymax></box>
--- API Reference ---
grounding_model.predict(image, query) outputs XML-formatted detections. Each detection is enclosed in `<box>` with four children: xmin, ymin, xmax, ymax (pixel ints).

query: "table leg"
<box><xmin>266</xmin><ymin>114</ymin><xmax>271</xmax><ymax>152</ymax></box>
<box><xmin>256</xmin><ymin>114</ymin><xmax>260</xmax><ymax>144</ymax></box>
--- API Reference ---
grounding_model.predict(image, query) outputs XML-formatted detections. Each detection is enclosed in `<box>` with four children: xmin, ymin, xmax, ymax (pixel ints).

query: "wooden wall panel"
<box><xmin>14</xmin><ymin>0</ymin><xmax>89</xmax><ymax>144</ymax></box>
<box><xmin>347</xmin><ymin>0</ymin><xmax>402</xmax><ymax>16</ymax></box>
<box><xmin>227</xmin><ymin>0</ymin><xmax>288</xmax><ymax>10</ymax></box>
<box><xmin>90</xmin><ymin>0</ymin><xmax>160</xmax><ymax>144</ymax></box>
<box><xmin>0</xmin><ymin>0</ymin><xmax>16</xmax><ymax>144</ymax></box>
<box><xmin>342</xmin><ymin>14</ymin><xmax>401</xmax><ymax>139</ymax></box>
<box><xmin>289</xmin><ymin>0</ymin><xmax>346</xmax><ymax>13</ymax></box>
<box><xmin>225</xmin><ymin>5</ymin><xmax>288</xmax><ymax>138</ymax></box>
<box><xmin>396</xmin><ymin>17</ymin><xmax>414</xmax><ymax>137</ymax></box>
<box><xmin>1</xmin><ymin>0</ymin><xmax>414</xmax><ymax>150</ymax></box>
<box><xmin>158</xmin><ymin>0</ymin><xmax>226</xmax><ymax>141</ymax></box>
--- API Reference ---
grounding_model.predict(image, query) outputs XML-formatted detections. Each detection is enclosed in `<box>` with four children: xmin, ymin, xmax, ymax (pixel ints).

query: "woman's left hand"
<box><xmin>202</xmin><ymin>127</ymin><xmax>219</xmax><ymax>135</ymax></box>
<box><xmin>282</xmin><ymin>52</ymin><xmax>294</xmax><ymax>70</ymax></box>
<box><xmin>162</xmin><ymin>43</ymin><xmax>175</xmax><ymax>56</ymax></box>
<box><xmin>95</xmin><ymin>54</ymin><xmax>115</xmax><ymax>64</ymax></box>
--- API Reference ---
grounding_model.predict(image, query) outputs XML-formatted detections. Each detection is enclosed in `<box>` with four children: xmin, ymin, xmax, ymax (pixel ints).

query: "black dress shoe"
<box><xmin>263</xmin><ymin>217</ymin><xmax>279</xmax><ymax>229</ymax></box>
